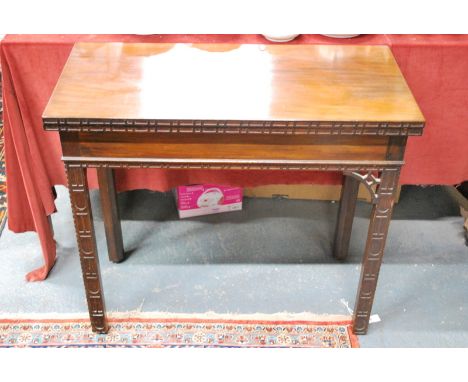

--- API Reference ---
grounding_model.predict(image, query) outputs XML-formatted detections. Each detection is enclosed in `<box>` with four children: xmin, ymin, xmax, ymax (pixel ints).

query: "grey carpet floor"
<box><xmin>0</xmin><ymin>185</ymin><xmax>466</xmax><ymax>347</ymax></box>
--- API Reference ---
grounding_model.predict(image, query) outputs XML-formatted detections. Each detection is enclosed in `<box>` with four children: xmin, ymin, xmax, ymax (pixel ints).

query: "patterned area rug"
<box><xmin>0</xmin><ymin>69</ymin><xmax>6</xmax><ymax>237</ymax></box>
<box><xmin>0</xmin><ymin>129</ymin><xmax>5</xmax><ymax>236</ymax></box>
<box><xmin>0</xmin><ymin>314</ymin><xmax>359</xmax><ymax>348</ymax></box>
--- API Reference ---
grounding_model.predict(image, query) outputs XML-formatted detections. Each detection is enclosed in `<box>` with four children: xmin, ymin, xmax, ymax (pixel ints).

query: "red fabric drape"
<box><xmin>1</xmin><ymin>34</ymin><xmax>467</xmax><ymax>281</ymax></box>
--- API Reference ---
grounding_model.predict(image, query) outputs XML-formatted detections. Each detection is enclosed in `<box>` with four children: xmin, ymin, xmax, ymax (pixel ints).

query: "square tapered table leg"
<box><xmin>352</xmin><ymin>168</ymin><xmax>400</xmax><ymax>334</ymax></box>
<box><xmin>66</xmin><ymin>164</ymin><xmax>108</xmax><ymax>334</ymax></box>
<box><xmin>333</xmin><ymin>175</ymin><xmax>360</xmax><ymax>261</ymax></box>
<box><xmin>97</xmin><ymin>168</ymin><xmax>125</xmax><ymax>263</ymax></box>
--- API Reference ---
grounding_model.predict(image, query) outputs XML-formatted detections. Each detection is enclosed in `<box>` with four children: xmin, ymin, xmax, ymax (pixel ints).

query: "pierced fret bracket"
<box><xmin>343</xmin><ymin>170</ymin><xmax>382</xmax><ymax>204</ymax></box>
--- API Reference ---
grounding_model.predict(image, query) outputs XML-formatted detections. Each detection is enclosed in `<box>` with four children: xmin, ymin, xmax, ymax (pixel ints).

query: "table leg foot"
<box><xmin>66</xmin><ymin>164</ymin><xmax>109</xmax><ymax>334</ymax></box>
<box><xmin>352</xmin><ymin>168</ymin><xmax>400</xmax><ymax>335</ymax></box>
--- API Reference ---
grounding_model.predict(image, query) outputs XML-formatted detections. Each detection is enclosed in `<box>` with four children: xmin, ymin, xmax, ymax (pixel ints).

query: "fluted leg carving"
<box><xmin>352</xmin><ymin>167</ymin><xmax>400</xmax><ymax>335</ymax></box>
<box><xmin>66</xmin><ymin>164</ymin><xmax>108</xmax><ymax>334</ymax></box>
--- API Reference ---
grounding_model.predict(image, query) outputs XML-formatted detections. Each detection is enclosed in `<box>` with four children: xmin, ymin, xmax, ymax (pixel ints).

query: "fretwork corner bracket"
<box><xmin>344</xmin><ymin>168</ymin><xmax>401</xmax><ymax>204</ymax></box>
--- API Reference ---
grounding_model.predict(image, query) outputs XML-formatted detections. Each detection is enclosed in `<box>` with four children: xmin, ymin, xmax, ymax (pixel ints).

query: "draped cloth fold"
<box><xmin>1</xmin><ymin>46</ymin><xmax>57</xmax><ymax>281</ymax></box>
<box><xmin>1</xmin><ymin>34</ymin><xmax>467</xmax><ymax>281</ymax></box>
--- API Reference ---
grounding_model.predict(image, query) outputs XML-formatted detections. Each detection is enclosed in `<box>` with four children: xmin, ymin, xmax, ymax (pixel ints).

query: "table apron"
<box><xmin>60</xmin><ymin>132</ymin><xmax>406</xmax><ymax>168</ymax></box>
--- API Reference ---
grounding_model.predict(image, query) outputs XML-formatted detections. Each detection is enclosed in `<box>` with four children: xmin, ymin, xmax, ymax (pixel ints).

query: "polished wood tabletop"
<box><xmin>44</xmin><ymin>42</ymin><xmax>424</xmax><ymax>125</ymax></box>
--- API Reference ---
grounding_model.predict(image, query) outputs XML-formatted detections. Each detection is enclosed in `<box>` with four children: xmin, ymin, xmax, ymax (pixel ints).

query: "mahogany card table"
<box><xmin>43</xmin><ymin>42</ymin><xmax>425</xmax><ymax>334</ymax></box>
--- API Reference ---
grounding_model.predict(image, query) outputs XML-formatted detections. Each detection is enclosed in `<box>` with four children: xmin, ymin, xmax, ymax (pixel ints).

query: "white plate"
<box><xmin>262</xmin><ymin>34</ymin><xmax>300</xmax><ymax>43</ymax></box>
<box><xmin>321</xmin><ymin>34</ymin><xmax>360</xmax><ymax>38</ymax></box>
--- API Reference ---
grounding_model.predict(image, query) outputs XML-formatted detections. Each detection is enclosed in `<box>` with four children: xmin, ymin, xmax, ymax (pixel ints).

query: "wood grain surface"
<box><xmin>44</xmin><ymin>43</ymin><xmax>425</xmax><ymax>125</ymax></box>
<box><xmin>60</xmin><ymin>132</ymin><xmax>390</xmax><ymax>162</ymax></box>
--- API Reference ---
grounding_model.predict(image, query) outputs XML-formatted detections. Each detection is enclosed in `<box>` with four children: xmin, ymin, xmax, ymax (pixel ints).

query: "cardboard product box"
<box><xmin>175</xmin><ymin>184</ymin><xmax>243</xmax><ymax>219</ymax></box>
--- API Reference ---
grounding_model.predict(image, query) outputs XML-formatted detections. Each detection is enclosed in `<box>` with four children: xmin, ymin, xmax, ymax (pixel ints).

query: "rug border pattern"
<box><xmin>0</xmin><ymin>316</ymin><xmax>360</xmax><ymax>348</ymax></box>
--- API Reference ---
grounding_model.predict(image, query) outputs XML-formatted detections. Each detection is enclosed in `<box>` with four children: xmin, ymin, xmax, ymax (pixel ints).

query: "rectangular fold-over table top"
<box><xmin>43</xmin><ymin>43</ymin><xmax>424</xmax><ymax>134</ymax></box>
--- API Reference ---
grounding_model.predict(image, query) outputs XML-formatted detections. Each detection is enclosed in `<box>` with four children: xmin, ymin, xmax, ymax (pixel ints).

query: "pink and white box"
<box><xmin>175</xmin><ymin>184</ymin><xmax>243</xmax><ymax>219</ymax></box>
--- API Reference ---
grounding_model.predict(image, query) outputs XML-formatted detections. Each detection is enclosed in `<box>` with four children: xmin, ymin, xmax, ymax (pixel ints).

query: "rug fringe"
<box><xmin>0</xmin><ymin>311</ymin><xmax>350</xmax><ymax>322</ymax></box>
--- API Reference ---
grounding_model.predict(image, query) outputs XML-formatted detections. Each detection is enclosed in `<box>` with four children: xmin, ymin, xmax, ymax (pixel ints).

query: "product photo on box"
<box><xmin>175</xmin><ymin>184</ymin><xmax>243</xmax><ymax>218</ymax></box>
